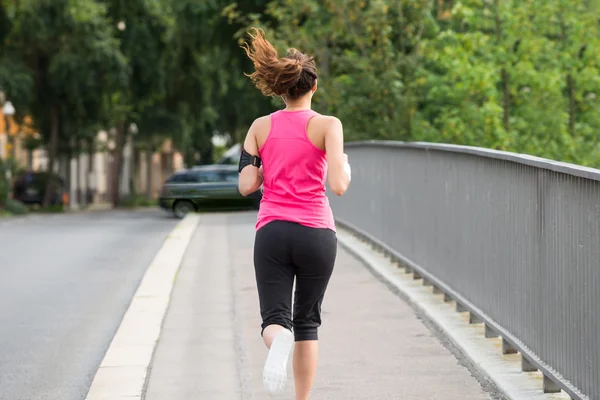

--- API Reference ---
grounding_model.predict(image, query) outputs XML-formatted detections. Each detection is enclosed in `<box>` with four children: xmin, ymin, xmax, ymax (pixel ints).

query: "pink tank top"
<box><xmin>256</xmin><ymin>109</ymin><xmax>336</xmax><ymax>232</ymax></box>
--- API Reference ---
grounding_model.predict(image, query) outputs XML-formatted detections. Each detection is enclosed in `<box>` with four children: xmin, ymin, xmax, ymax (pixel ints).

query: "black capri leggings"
<box><xmin>254</xmin><ymin>220</ymin><xmax>337</xmax><ymax>341</ymax></box>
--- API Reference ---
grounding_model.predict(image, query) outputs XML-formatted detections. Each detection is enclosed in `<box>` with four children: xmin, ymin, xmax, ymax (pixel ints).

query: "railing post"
<box><xmin>543</xmin><ymin>375</ymin><xmax>561</xmax><ymax>393</ymax></box>
<box><xmin>484</xmin><ymin>325</ymin><xmax>498</xmax><ymax>338</ymax></box>
<box><xmin>456</xmin><ymin>302</ymin><xmax>467</xmax><ymax>313</ymax></box>
<box><xmin>521</xmin><ymin>356</ymin><xmax>537</xmax><ymax>372</ymax></box>
<box><xmin>502</xmin><ymin>338</ymin><xmax>517</xmax><ymax>355</ymax></box>
<box><xmin>469</xmin><ymin>312</ymin><xmax>482</xmax><ymax>324</ymax></box>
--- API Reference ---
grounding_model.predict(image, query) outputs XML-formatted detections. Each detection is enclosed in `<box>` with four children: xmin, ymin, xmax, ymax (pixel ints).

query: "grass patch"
<box><xmin>5</xmin><ymin>199</ymin><xmax>29</xmax><ymax>215</ymax></box>
<box><xmin>31</xmin><ymin>204</ymin><xmax>65</xmax><ymax>214</ymax></box>
<box><xmin>0</xmin><ymin>209</ymin><xmax>12</xmax><ymax>218</ymax></box>
<box><xmin>119</xmin><ymin>195</ymin><xmax>156</xmax><ymax>209</ymax></box>
<box><xmin>1</xmin><ymin>201</ymin><xmax>65</xmax><ymax>216</ymax></box>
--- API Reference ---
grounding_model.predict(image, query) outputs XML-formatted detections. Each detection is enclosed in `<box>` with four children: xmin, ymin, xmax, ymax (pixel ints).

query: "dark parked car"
<box><xmin>158</xmin><ymin>164</ymin><xmax>262</xmax><ymax>218</ymax></box>
<box><xmin>12</xmin><ymin>171</ymin><xmax>65</xmax><ymax>206</ymax></box>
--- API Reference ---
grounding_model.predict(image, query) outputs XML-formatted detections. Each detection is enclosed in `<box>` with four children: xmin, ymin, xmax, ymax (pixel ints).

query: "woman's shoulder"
<box><xmin>310</xmin><ymin>114</ymin><xmax>343</xmax><ymax>130</ymax></box>
<box><xmin>249</xmin><ymin>115</ymin><xmax>272</xmax><ymax>133</ymax></box>
<box><xmin>253</xmin><ymin>114</ymin><xmax>272</xmax><ymax>125</ymax></box>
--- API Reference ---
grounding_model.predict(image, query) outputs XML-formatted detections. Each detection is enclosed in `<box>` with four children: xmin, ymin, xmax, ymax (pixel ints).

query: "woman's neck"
<box><xmin>283</xmin><ymin>96</ymin><xmax>312</xmax><ymax>111</ymax></box>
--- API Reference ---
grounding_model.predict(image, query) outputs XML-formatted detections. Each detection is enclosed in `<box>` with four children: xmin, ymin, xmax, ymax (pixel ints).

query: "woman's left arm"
<box><xmin>238</xmin><ymin>121</ymin><xmax>263</xmax><ymax>196</ymax></box>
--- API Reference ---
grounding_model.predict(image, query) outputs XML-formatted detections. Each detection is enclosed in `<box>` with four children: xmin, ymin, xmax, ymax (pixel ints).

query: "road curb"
<box><xmin>336</xmin><ymin>228</ymin><xmax>570</xmax><ymax>400</ymax></box>
<box><xmin>85</xmin><ymin>213</ymin><xmax>200</xmax><ymax>400</ymax></box>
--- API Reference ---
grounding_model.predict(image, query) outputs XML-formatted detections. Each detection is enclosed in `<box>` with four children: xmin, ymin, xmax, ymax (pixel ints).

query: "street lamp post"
<box><xmin>0</xmin><ymin>91</ymin><xmax>16</xmax><ymax>190</ymax></box>
<box><xmin>107</xmin><ymin>133</ymin><xmax>116</xmax><ymax>203</ymax></box>
<box><xmin>0</xmin><ymin>87</ymin><xmax>6</xmax><ymax>159</ymax></box>
<box><xmin>3</xmin><ymin>101</ymin><xmax>16</xmax><ymax>160</ymax></box>
<box><xmin>0</xmin><ymin>88</ymin><xmax>7</xmax><ymax>200</ymax></box>
<box><xmin>129</xmin><ymin>123</ymin><xmax>138</xmax><ymax>197</ymax></box>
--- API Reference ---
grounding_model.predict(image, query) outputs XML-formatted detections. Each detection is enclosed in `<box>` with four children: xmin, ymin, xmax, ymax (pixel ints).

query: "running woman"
<box><xmin>237</xmin><ymin>28</ymin><xmax>351</xmax><ymax>399</ymax></box>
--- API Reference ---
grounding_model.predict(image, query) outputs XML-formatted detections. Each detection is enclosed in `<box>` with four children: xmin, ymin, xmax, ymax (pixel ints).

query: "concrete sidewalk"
<box><xmin>143</xmin><ymin>212</ymin><xmax>498</xmax><ymax>399</ymax></box>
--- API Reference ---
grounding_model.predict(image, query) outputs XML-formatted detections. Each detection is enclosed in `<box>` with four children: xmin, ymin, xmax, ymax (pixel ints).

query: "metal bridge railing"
<box><xmin>329</xmin><ymin>141</ymin><xmax>600</xmax><ymax>400</ymax></box>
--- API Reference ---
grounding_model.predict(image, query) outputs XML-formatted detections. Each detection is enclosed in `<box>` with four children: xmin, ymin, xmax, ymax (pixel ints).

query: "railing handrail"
<box><xmin>347</xmin><ymin>140</ymin><xmax>600</xmax><ymax>182</ymax></box>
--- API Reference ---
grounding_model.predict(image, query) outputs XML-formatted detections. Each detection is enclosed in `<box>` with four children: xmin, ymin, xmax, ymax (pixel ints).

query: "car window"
<box><xmin>166</xmin><ymin>174</ymin><xmax>186</xmax><ymax>183</ymax></box>
<box><xmin>182</xmin><ymin>174</ymin><xmax>200</xmax><ymax>183</ymax></box>
<box><xmin>192</xmin><ymin>171</ymin><xmax>222</xmax><ymax>183</ymax></box>
<box><xmin>222</xmin><ymin>171</ymin><xmax>238</xmax><ymax>183</ymax></box>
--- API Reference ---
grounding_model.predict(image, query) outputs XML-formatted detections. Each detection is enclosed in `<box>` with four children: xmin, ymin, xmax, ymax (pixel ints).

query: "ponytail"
<box><xmin>242</xmin><ymin>28</ymin><xmax>317</xmax><ymax>99</ymax></box>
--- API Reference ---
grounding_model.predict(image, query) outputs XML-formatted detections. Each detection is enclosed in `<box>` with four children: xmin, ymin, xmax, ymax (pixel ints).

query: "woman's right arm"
<box><xmin>325</xmin><ymin>117</ymin><xmax>350</xmax><ymax>196</ymax></box>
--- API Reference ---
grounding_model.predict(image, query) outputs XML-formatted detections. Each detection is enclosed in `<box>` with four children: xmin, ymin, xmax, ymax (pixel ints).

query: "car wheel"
<box><xmin>173</xmin><ymin>200</ymin><xmax>195</xmax><ymax>219</ymax></box>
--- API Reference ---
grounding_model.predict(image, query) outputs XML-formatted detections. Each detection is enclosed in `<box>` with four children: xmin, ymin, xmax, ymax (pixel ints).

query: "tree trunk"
<box><xmin>42</xmin><ymin>106</ymin><xmax>59</xmax><ymax>207</ymax></box>
<box><xmin>199</xmin><ymin>142</ymin><xmax>213</xmax><ymax>165</ymax></box>
<box><xmin>493</xmin><ymin>0</ymin><xmax>509</xmax><ymax>134</ymax></box>
<box><xmin>63</xmin><ymin>154</ymin><xmax>71</xmax><ymax>209</ymax></box>
<box><xmin>493</xmin><ymin>0</ymin><xmax>502</xmax><ymax>39</ymax></box>
<box><xmin>146</xmin><ymin>147</ymin><xmax>153</xmax><ymax>199</ymax></box>
<box><xmin>130</xmin><ymin>139</ymin><xmax>137</xmax><ymax>198</ymax></box>
<box><xmin>567</xmin><ymin>73</ymin><xmax>575</xmax><ymax>136</ymax></box>
<box><xmin>502</xmin><ymin>68</ymin><xmax>510</xmax><ymax>133</ymax></box>
<box><xmin>110</xmin><ymin>120</ymin><xmax>127</xmax><ymax>207</ymax></box>
<box><xmin>76</xmin><ymin>147</ymin><xmax>81</xmax><ymax>207</ymax></box>
<box><xmin>86</xmin><ymin>138</ymin><xmax>94</xmax><ymax>205</ymax></box>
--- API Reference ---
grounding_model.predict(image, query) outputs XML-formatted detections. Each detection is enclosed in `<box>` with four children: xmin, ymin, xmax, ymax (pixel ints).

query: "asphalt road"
<box><xmin>0</xmin><ymin>209</ymin><xmax>177</xmax><ymax>400</ymax></box>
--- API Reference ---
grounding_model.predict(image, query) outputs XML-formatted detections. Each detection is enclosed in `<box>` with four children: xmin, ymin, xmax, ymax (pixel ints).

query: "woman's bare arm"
<box><xmin>324</xmin><ymin>117</ymin><xmax>350</xmax><ymax>196</ymax></box>
<box><xmin>238</xmin><ymin>120</ymin><xmax>264</xmax><ymax>196</ymax></box>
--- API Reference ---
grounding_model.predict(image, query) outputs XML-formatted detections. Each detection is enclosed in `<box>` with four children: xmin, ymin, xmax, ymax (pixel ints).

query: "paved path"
<box><xmin>144</xmin><ymin>212</ymin><xmax>498</xmax><ymax>399</ymax></box>
<box><xmin>0</xmin><ymin>210</ymin><xmax>177</xmax><ymax>400</ymax></box>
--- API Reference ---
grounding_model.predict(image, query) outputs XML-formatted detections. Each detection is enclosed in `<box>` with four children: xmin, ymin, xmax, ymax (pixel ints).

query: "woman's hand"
<box><xmin>343</xmin><ymin>153</ymin><xmax>351</xmax><ymax>182</ymax></box>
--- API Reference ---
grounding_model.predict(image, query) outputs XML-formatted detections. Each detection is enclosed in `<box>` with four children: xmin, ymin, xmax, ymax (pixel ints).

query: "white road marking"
<box><xmin>85</xmin><ymin>214</ymin><xmax>200</xmax><ymax>400</ymax></box>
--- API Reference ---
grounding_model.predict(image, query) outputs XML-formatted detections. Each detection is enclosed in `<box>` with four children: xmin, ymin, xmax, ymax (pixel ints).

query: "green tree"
<box><xmin>101</xmin><ymin>0</ymin><xmax>172</xmax><ymax>205</ymax></box>
<box><xmin>227</xmin><ymin>0</ymin><xmax>437</xmax><ymax>141</ymax></box>
<box><xmin>166</xmin><ymin>0</ymin><xmax>272</xmax><ymax>167</ymax></box>
<box><xmin>412</xmin><ymin>0</ymin><xmax>600</xmax><ymax>165</ymax></box>
<box><xmin>0</xmin><ymin>0</ymin><xmax>33</xmax><ymax>111</ymax></box>
<box><xmin>8</xmin><ymin>0</ymin><xmax>126</xmax><ymax>205</ymax></box>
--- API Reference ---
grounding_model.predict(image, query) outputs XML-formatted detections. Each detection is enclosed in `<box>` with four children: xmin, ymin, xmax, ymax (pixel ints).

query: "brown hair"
<box><xmin>242</xmin><ymin>28</ymin><xmax>317</xmax><ymax>100</ymax></box>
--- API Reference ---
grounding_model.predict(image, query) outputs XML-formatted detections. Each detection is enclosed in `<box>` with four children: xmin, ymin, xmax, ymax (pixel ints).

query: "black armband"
<box><xmin>238</xmin><ymin>148</ymin><xmax>262</xmax><ymax>172</ymax></box>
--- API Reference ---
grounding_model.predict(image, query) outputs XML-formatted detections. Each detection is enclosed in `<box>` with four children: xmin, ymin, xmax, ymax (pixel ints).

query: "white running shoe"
<box><xmin>263</xmin><ymin>329</ymin><xmax>294</xmax><ymax>393</ymax></box>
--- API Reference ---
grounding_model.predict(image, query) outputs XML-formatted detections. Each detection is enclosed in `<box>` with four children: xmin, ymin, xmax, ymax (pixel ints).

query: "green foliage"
<box><xmin>408</xmin><ymin>0</ymin><xmax>600</xmax><ymax>166</ymax></box>
<box><xmin>119</xmin><ymin>194</ymin><xmax>155</xmax><ymax>208</ymax></box>
<box><xmin>12</xmin><ymin>0</ymin><xmax>127</xmax><ymax>124</ymax></box>
<box><xmin>213</xmin><ymin>144</ymin><xmax>227</xmax><ymax>164</ymax></box>
<box><xmin>0</xmin><ymin>157</ymin><xmax>24</xmax><ymax>209</ymax></box>
<box><xmin>0</xmin><ymin>0</ymin><xmax>34</xmax><ymax>116</ymax></box>
<box><xmin>214</xmin><ymin>0</ymin><xmax>599</xmax><ymax>167</ymax></box>
<box><xmin>164</xmin><ymin>0</ymin><xmax>272</xmax><ymax>165</ymax></box>
<box><xmin>2</xmin><ymin>0</ymin><xmax>600</xmax><ymax>184</ymax></box>
<box><xmin>244</xmin><ymin>0</ymin><xmax>427</xmax><ymax>140</ymax></box>
<box><xmin>31</xmin><ymin>204</ymin><xmax>64</xmax><ymax>213</ymax></box>
<box><xmin>5</xmin><ymin>198</ymin><xmax>28</xmax><ymax>215</ymax></box>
